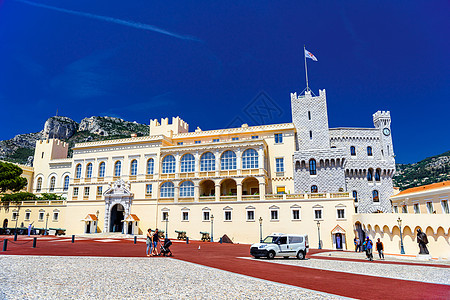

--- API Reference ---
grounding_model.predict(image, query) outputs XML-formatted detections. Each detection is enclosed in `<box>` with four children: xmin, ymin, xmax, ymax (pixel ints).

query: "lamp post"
<box><xmin>95</xmin><ymin>210</ymin><xmax>99</xmax><ymax>233</ymax></box>
<box><xmin>210</xmin><ymin>214</ymin><xmax>214</xmax><ymax>242</ymax></box>
<box><xmin>397</xmin><ymin>217</ymin><xmax>405</xmax><ymax>254</ymax></box>
<box><xmin>165</xmin><ymin>213</ymin><xmax>169</xmax><ymax>239</ymax></box>
<box><xmin>316</xmin><ymin>220</ymin><xmax>322</xmax><ymax>249</ymax></box>
<box><xmin>259</xmin><ymin>217</ymin><xmax>263</xmax><ymax>243</ymax></box>
<box><xmin>45</xmin><ymin>213</ymin><xmax>50</xmax><ymax>236</ymax></box>
<box><xmin>14</xmin><ymin>209</ymin><xmax>20</xmax><ymax>234</ymax></box>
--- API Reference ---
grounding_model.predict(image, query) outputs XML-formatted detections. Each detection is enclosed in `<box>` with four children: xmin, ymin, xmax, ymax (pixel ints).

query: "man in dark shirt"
<box><xmin>152</xmin><ymin>228</ymin><xmax>160</xmax><ymax>256</ymax></box>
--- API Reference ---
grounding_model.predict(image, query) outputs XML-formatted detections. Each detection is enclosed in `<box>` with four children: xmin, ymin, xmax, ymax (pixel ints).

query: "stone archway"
<box><xmin>200</xmin><ymin>180</ymin><xmax>215</xmax><ymax>196</ymax></box>
<box><xmin>110</xmin><ymin>204</ymin><xmax>125</xmax><ymax>232</ymax></box>
<box><xmin>221</xmin><ymin>178</ymin><xmax>237</xmax><ymax>195</ymax></box>
<box><xmin>242</xmin><ymin>177</ymin><xmax>259</xmax><ymax>195</ymax></box>
<box><xmin>103</xmin><ymin>179</ymin><xmax>132</xmax><ymax>233</ymax></box>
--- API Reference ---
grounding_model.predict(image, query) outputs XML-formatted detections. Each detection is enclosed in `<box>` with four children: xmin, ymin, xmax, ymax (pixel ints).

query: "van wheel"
<box><xmin>267</xmin><ymin>251</ymin><xmax>275</xmax><ymax>259</ymax></box>
<box><xmin>297</xmin><ymin>251</ymin><xmax>305</xmax><ymax>260</ymax></box>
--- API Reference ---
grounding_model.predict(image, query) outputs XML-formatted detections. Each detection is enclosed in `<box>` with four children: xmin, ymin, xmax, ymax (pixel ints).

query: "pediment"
<box><xmin>103</xmin><ymin>179</ymin><xmax>132</xmax><ymax>196</ymax></box>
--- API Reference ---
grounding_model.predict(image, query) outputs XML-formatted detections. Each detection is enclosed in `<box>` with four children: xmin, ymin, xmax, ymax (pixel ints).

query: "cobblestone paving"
<box><xmin>0</xmin><ymin>256</ymin><xmax>344</xmax><ymax>300</ymax></box>
<box><xmin>241</xmin><ymin>254</ymin><xmax>450</xmax><ymax>285</ymax></box>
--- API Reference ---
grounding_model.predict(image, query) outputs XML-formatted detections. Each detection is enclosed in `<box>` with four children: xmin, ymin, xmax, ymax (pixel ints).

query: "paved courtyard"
<box><xmin>0</xmin><ymin>236</ymin><xmax>449</xmax><ymax>299</ymax></box>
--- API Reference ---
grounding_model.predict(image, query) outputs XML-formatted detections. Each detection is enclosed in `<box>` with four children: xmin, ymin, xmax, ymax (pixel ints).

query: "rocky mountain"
<box><xmin>394</xmin><ymin>151</ymin><xmax>450</xmax><ymax>190</ymax></box>
<box><xmin>0</xmin><ymin>116</ymin><xmax>149</xmax><ymax>165</ymax></box>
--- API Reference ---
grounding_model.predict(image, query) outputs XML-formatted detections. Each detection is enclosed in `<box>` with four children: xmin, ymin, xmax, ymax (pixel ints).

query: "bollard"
<box><xmin>72</xmin><ymin>235</ymin><xmax>75</xmax><ymax>243</ymax></box>
<box><xmin>186</xmin><ymin>237</ymin><xmax>189</xmax><ymax>244</ymax></box>
<box><xmin>33</xmin><ymin>237</ymin><xmax>37</xmax><ymax>248</ymax></box>
<box><xmin>219</xmin><ymin>237</ymin><xmax>223</xmax><ymax>244</ymax></box>
<box><xmin>134</xmin><ymin>236</ymin><xmax>137</xmax><ymax>244</ymax></box>
<box><xmin>14</xmin><ymin>232</ymin><xmax>18</xmax><ymax>241</ymax></box>
<box><xmin>2</xmin><ymin>239</ymin><xmax>7</xmax><ymax>251</ymax></box>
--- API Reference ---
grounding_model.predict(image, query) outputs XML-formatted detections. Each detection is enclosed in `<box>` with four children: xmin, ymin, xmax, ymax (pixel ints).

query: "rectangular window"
<box><xmin>274</xmin><ymin>133</ymin><xmax>283</xmax><ymax>144</ymax></box>
<box><xmin>73</xmin><ymin>187</ymin><xmax>79</xmax><ymax>196</ymax></box>
<box><xmin>84</xmin><ymin>187</ymin><xmax>90</xmax><ymax>196</ymax></box>
<box><xmin>292</xmin><ymin>209</ymin><xmax>300</xmax><ymax>220</ymax></box>
<box><xmin>270</xmin><ymin>210</ymin><xmax>279</xmax><ymax>221</ymax></box>
<box><xmin>25</xmin><ymin>212</ymin><xmax>31</xmax><ymax>220</ymax></box>
<box><xmin>195</xmin><ymin>140</ymin><xmax>201</xmax><ymax>144</ymax></box>
<box><xmin>276</xmin><ymin>158</ymin><xmax>284</xmax><ymax>173</ymax></box>
<box><xmin>337</xmin><ymin>209</ymin><xmax>345</xmax><ymax>219</ymax></box>
<box><xmin>314</xmin><ymin>209</ymin><xmax>322</xmax><ymax>220</ymax></box>
<box><xmin>203</xmin><ymin>211</ymin><xmax>210</xmax><ymax>221</ymax></box>
<box><xmin>442</xmin><ymin>200</ymin><xmax>449</xmax><ymax>214</ymax></box>
<box><xmin>276</xmin><ymin>186</ymin><xmax>285</xmax><ymax>194</ymax></box>
<box><xmin>402</xmin><ymin>205</ymin><xmax>407</xmax><ymax>213</ymax></box>
<box><xmin>232</xmin><ymin>137</ymin><xmax>239</xmax><ymax>141</ymax></box>
<box><xmin>162</xmin><ymin>212</ymin><xmax>168</xmax><ymax>221</ymax></box>
<box><xmin>251</xmin><ymin>135</ymin><xmax>259</xmax><ymax>139</ymax></box>
<box><xmin>414</xmin><ymin>203</ymin><xmax>420</xmax><ymax>214</ymax></box>
<box><xmin>393</xmin><ymin>206</ymin><xmax>398</xmax><ymax>213</ymax></box>
<box><xmin>39</xmin><ymin>212</ymin><xmax>44</xmax><ymax>221</ymax></box>
<box><xmin>182</xmin><ymin>211</ymin><xmax>189</xmax><ymax>221</ymax></box>
<box><xmin>247</xmin><ymin>210</ymin><xmax>255</xmax><ymax>221</ymax></box>
<box><xmin>97</xmin><ymin>186</ymin><xmax>103</xmax><ymax>196</ymax></box>
<box><xmin>146</xmin><ymin>184</ymin><xmax>152</xmax><ymax>195</ymax></box>
<box><xmin>426</xmin><ymin>202</ymin><xmax>433</xmax><ymax>214</ymax></box>
<box><xmin>53</xmin><ymin>212</ymin><xmax>59</xmax><ymax>221</ymax></box>
<box><xmin>12</xmin><ymin>212</ymin><xmax>18</xmax><ymax>221</ymax></box>
<box><xmin>213</xmin><ymin>139</ymin><xmax>219</xmax><ymax>142</ymax></box>
<box><xmin>224</xmin><ymin>211</ymin><xmax>232</xmax><ymax>221</ymax></box>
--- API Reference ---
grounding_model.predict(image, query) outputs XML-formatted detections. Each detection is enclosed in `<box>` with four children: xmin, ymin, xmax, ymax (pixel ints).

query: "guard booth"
<box><xmin>123</xmin><ymin>214</ymin><xmax>140</xmax><ymax>235</ymax></box>
<box><xmin>81</xmin><ymin>214</ymin><xmax>98</xmax><ymax>234</ymax></box>
<box><xmin>331</xmin><ymin>225</ymin><xmax>347</xmax><ymax>250</ymax></box>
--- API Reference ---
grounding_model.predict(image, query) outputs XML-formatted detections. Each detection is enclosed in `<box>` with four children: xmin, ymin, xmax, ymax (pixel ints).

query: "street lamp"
<box><xmin>210</xmin><ymin>214</ymin><xmax>214</xmax><ymax>242</ymax></box>
<box><xmin>165</xmin><ymin>213</ymin><xmax>169</xmax><ymax>239</ymax></box>
<box><xmin>95</xmin><ymin>210</ymin><xmax>99</xmax><ymax>233</ymax></box>
<box><xmin>397</xmin><ymin>217</ymin><xmax>405</xmax><ymax>254</ymax></box>
<box><xmin>259</xmin><ymin>217</ymin><xmax>263</xmax><ymax>243</ymax></box>
<box><xmin>45</xmin><ymin>213</ymin><xmax>50</xmax><ymax>236</ymax></box>
<box><xmin>316</xmin><ymin>220</ymin><xmax>322</xmax><ymax>249</ymax></box>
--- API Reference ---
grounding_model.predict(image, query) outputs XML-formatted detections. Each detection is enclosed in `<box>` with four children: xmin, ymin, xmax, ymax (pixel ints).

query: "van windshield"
<box><xmin>262</xmin><ymin>236</ymin><xmax>278</xmax><ymax>243</ymax></box>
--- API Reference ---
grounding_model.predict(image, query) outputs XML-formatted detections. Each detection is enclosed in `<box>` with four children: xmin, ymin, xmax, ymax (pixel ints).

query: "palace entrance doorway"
<box><xmin>110</xmin><ymin>204</ymin><xmax>125</xmax><ymax>233</ymax></box>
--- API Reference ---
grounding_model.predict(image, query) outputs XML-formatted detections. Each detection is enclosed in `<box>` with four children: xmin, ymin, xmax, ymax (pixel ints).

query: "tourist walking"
<box><xmin>365</xmin><ymin>237</ymin><xmax>373</xmax><ymax>261</ymax></box>
<box><xmin>376</xmin><ymin>238</ymin><xmax>385</xmax><ymax>260</ymax></box>
<box><xmin>354</xmin><ymin>237</ymin><xmax>361</xmax><ymax>252</ymax></box>
<box><xmin>152</xmin><ymin>228</ymin><xmax>160</xmax><ymax>256</ymax></box>
<box><xmin>146</xmin><ymin>228</ymin><xmax>153</xmax><ymax>257</ymax></box>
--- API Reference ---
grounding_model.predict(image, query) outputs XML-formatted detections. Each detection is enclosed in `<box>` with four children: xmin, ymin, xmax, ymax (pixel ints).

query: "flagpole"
<box><xmin>304</xmin><ymin>45</ymin><xmax>309</xmax><ymax>92</ymax></box>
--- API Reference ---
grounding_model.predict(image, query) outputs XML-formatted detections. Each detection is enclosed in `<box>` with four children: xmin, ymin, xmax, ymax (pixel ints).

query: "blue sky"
<box><xmin>0</xmin><ymin>0</ymin><xmax>449</xmax><ymax>163</ymax></box>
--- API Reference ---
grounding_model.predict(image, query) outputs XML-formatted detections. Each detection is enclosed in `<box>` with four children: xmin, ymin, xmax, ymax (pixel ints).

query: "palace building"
<box><xmin>1</xmin><ymin>88</ymin><xmax>398</xmax><ymax>250</ymax></box>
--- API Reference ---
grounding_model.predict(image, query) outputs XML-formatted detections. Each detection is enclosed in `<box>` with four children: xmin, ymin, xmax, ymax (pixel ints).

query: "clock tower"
<box><xmin>373</xmin><ymin>111</ymin><xmax>394</xmax><ymax>164</ymax></box>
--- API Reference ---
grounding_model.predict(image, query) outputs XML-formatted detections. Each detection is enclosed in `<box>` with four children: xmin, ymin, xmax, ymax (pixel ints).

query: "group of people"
<box><xmin>354</xmin><ymin>237</ymin><xmax>384</xmax><ymax>261</ymax></box>
<box><xmin>146</xmin><ymin>228</ymin><xmax>160</xmax><ymax>256</ymax></box>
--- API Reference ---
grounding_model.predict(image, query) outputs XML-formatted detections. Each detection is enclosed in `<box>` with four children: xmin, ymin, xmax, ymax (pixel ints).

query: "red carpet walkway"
<box><xmin>1</xmin><ymin>236</ymin><xmax>449</xmax><ymax>300</ymax></box>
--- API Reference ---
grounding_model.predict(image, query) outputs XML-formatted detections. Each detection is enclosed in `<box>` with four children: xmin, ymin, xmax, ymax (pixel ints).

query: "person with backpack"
<box><xmin>376</xmin><ymin>238</ymin><xmax>385</xmax><ymax>260</ymax></box>
<box><xmin>365</xmin><ymin>236</ymin><xmax>373</xmax><ymax>261</ymax></box>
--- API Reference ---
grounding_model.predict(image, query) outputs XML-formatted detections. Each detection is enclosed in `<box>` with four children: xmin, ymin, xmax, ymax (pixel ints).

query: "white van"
<box><xmin>250</xmin><ymin>233</ymin><xmax>309</xmax><ymax>259</ymax></box>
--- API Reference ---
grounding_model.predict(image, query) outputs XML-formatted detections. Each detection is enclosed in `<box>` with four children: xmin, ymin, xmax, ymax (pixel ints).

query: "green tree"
<box><xmin>0</xmin><ymin>161</ymin><xmax>28</xmax><ymax>205</ymax></box>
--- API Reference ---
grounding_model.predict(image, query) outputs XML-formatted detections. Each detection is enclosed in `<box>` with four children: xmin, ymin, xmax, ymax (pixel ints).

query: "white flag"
<box><xmin>305</xmin><ymin>49</ymin><xmax>318</xmax><ymax>61</ymax></box>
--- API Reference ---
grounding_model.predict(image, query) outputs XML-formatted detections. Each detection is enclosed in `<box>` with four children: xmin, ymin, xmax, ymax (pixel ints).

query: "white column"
<box><xmin>174</xmin><ymin>186</ymin><xmax>179</xmax><ymax>203</ymax></box>
<box><xmin>175</xmin><ymin>153</ymin><xmax>180</xmax><ymax>179</ymax></box>
<box><xmin>259</xmin><ymin>182</ymin><xmax>266</xmax><ymax>200</ymax></box>
<box><xmin>236</xmin><ymin>148</ymin><xmax>242</xmax><ymax>175</ymax></box>
<box><xmin>194</xmin><ymin>151</ymin><xmax>200</xmax><ymax>176</ymax></box>
<box><xmin>215</xmin><ymin>150</ymin><xmax>220</xmax><ymax>176</ymax></box>
<box><xmin>258</xmin><ymin>148</ymin><xmax>264</xmax><ymax>174</ymax></box>
<box><xmin>237</xmin><ymin>183</ymin><xmax>242</xmax><ymax>201</ymax></box>
<box><xmin>215</xmin><ymin>184</ymin><xmax>220</xmax><ymax>202</ymax></box>
<box><xmin>194</xmin><ymin>183</ymin><xmax>200</xmax><ymax>202</ymax></box>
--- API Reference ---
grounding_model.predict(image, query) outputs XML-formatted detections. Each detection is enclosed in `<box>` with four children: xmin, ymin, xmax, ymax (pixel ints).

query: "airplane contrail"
<box><xmin>16</xmin><ymin>0</ymin><xmax>202</xmax><ymax>42</ymax></box>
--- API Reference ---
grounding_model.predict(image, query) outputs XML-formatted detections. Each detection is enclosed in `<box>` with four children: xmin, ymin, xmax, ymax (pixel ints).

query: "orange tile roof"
<box><xmin>395</xmin><ymin>181</ymin><xmax>450</xmax><ymax>196</ymax></box>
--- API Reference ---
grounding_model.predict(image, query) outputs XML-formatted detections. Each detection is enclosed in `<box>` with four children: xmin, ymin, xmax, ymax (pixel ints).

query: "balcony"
<box><xmin>220</xmin><ymin>195</ymin><xmax>237</xmax><ymax>201</ymax></box>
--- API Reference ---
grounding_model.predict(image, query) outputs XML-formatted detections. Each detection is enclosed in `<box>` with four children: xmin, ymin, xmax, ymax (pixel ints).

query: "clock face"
<box><xmin>383</xmin><ymin>128</ymin><xmax>391</xmax><ymax>136</ymax></box>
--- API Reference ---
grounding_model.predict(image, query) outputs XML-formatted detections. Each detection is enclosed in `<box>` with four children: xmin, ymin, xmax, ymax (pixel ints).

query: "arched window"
<box><xmin>352</xmin><ymin>190</ymin><xmax>358</xmax><ymax>202</ymax></box>
<box><xmin>350</xmin><ymin>146</ymin><xmax>356</xmax><ymax>156</ymax></box>
<box><xmin>180</xmin><ymin>181</ymin><xmax>194</xmax><ymax>197</ymax></box>
<box><xmin>311</xmin><ymin>185</ymin><xmax>318</xmax><ymax>193</ymax></box>
<box><xmin>375</xmin><ymin>169</ymin><xmax>381</xmax><ymax>181</ymax></box>
<box><xmin>36</xmin><ymin>177</ymin><xmax>43</xmax><ymax>192</ymax></box>
<box><xmin>98</xmin><ymin>162</ymin><xmax>106</xmax><ymax>178</ymax></box>
<box><xmin>49</xmin><ymin>176</ymin><xmax>56</xmax><ymax>192</ymax></box>
<box><xmin>146</xmin><ymin>158</ymin><xmax>154</xmax><ymax>175</ymax></box>
<box><xmin>372</xmin><ymin>190</ymin><xmax>379</xmax><ymax>202</ymax></box>
<box><xmin>63</xmin><ymin>175</ymin><xmax>69</xmax><ymax>191</ymax></box>
<box><xmin>242</xmin><ymin>149</ymin><xmax>258</xmax><ymax>169</ymax></box>
<box><xmin>200</xmin><ymin>152</ymin><xmax>215</xmax><ymax>171</ymax></box>
<box><xmin>86</xmin><ymin>163</ymin><xmax>93</xmax><ymax>178</ymax></box>
<box><xmin>162</xmin><ymin>155</ymin><xmax>176</xmax><ymax>174</ymax></box>
<box><xmin>367</xmin><ymin>146</ymin><xmax>373</xmax><ymax>156</ymax></box>
<box><xmin>180</xmin><ymin>154</ymin><xmax>195</xmax><ymax>173</ymax></box>
<box><xmin>221</xmin><ymin>150</ymin><xmax>236</xmax><ymax>170</ymax></box>
<box><xmin>130</xmin><ymin>160</ymin><xmax>138</xmax><ymax>176</ymax></box>
<box><xmin>75</xmin><ymin>164</ymin><xmax>82</xmax><ymax>179</ymax></box>
<box><xmin>367</xmin><ymin>168</ymin><xmax>373</xmax><ymax>181</ymax></box>
<box><xmin>309</xmin><ymin>159</ymin><xmax>317</xmax><ymax>175</ymax></box>
<box><xmin>160</xmin><ymin>181</ymin><xmax>174</xmax><ymax>198</ymax></box>
<box><xmin>114</xmin><ymin>161</ymin><xmax>122</xmax><ymax>177</ymax></box>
